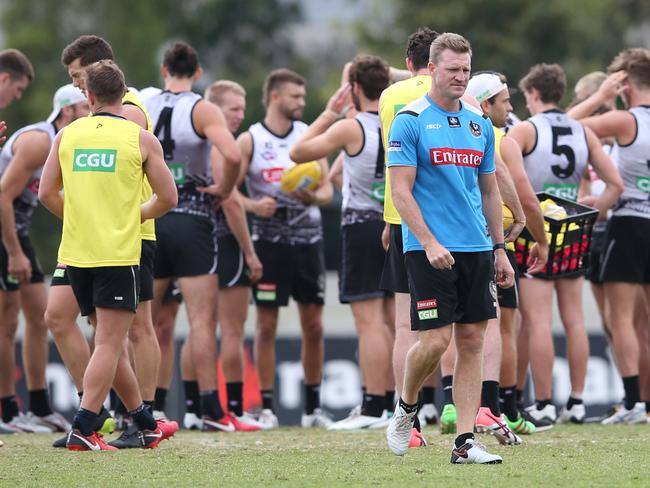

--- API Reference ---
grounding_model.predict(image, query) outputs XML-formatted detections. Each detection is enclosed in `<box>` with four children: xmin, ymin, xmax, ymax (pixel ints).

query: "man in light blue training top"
<box><xmin>385</xmin><ymin>32</ymin><xmax>514</xmax><ymax>464</ymax></box>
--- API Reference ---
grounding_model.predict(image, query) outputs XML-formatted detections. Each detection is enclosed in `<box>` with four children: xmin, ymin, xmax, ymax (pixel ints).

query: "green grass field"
<box><xmin>0</xmin><ymin>424</ymin><xmax>648</xmax><ymax>487</ymax></box>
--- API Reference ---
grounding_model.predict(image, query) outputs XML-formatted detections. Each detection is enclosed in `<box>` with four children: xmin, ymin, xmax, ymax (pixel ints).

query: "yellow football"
<box><xmin>502</xmin><ymin>203</ymin><xmax>514</xmax><ymax>232</ymax></box>
<box><xmin>280</xmin><ymin>161</ymin><xmax>321</xmax><ymax>193</ymax></box>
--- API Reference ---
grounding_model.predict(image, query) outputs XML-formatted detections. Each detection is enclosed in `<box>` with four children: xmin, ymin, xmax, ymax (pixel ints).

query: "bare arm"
<box><xmin>478</xmin><ymin>171</ymin><xmax>514</xmax><ymax>288</ymax></box>
<box><xmin>584</xmin><ymin>127</ymin><xmax>624</xmax><ymax>220</ymax></box>
<box><xmin>194</xmin><ymin>100</ymin><xmax>241</xmax><ymax>200</ymax></box>
<box><xmin>567</xmin><ymin>71</ymin><xmax>627</xmax><ymax>120</ymax></box>
<box><xmin>500</xmin><ymin>136</ymin><xmax>548</xmax><ymax>273</ymax></box>
<box><xmin>236</xmin><ymin>131</ymin><xmax>277</xmax><ymax>218</ymax></box>
<box><xmin>390</xmin><ymin>165</ymin><xmax>454</xmax><ymax>269</ymax></box>
<box><xmin>38</xmin><ymin>132</ymin><xmax>64</xmax><ymax>219</ymax></box>
<box><xmin>220</xmin><ymin>190</ymin><xmax>262</xmax><ymax>282</ymax></box>
<box><xmin>494</xmin><ymin>151</ymin><xmax>525</xmax><ymax>242</ymax></box>
<box><xmin>290</xmin><ymin>84</ymin><xmax>356</xmax><ymax>163</ymax></box>
<box><xmin>328</xmin><ymin>151</ymin><xmax>344</xmax><ymax>192</ymax></box>
<box><xmin>0</xmin><ymin>131</ymin><xmax>50</xmax><ymax>282</ymax></box>
<box><xmin>140</xmin><ymin>130</ymin><xmax>178</xmax><ymax>220</ymax></box>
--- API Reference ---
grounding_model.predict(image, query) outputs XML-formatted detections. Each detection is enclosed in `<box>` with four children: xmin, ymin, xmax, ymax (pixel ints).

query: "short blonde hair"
<box><xmin>204</xmin><ymin>80</ymin><xmax>246</xmax><ymax>106</ymax></box>
<box><xmin>429</xmin><ymin>32</ymin><xmax>472</xmax><ymax>64</ymax></box>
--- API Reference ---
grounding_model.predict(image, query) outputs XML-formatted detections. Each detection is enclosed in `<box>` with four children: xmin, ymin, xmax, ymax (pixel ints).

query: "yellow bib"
<box><xmin>57</xmin><ymin>115</ymin><xmax>143</xmax><ymax>267</ymax></box>
<box><xmin>379</xmin><ymin>75</ymin><xmax>431</xmax><ymax>224</ymax></box>
<box><xmin>123</xmin><ymin>90</ymin><xmax>156</xmax><ymax>241</ymax></box>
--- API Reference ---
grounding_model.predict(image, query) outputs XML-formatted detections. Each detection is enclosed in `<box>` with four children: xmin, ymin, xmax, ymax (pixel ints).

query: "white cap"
<box><xmin>466</xmin><ymin>73</ymin><xmax>508</xmax><ymax>103</ymax></box>
<box><xmin>46</xmin><ymin>84</ymin><xmax>86</xmax><ymax>123</ymax></box>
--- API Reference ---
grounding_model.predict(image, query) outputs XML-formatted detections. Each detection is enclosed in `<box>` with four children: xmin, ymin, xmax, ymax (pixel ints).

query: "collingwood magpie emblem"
<box><xmin>469</xmin><ymin>121</ymin><xmax>482</xmax><ymax>137</ymax></box>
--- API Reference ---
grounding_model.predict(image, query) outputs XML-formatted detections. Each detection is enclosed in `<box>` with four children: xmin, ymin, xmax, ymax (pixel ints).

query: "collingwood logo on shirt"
<box><xmin>469</xmin><ymin>121</ymin><xmax>482</xmax><ymax>138</ymax></box>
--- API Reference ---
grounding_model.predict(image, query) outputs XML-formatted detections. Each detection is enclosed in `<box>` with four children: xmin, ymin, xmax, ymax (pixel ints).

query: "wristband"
<box><xmin>493</xmin><ymin>243</ymin><xmax>506</xmax><ymax>251</ymax></box>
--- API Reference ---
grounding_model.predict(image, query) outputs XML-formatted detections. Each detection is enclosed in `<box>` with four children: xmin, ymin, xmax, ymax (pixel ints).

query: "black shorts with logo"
<box><xmin>154</xmin><ymin>213</ymin><xmax>217</xmax><ymax>279</ymax></box>
<box><xmin>0</xmin><ymin>234</ymin><xmax>45</xmax><ymax>291</ymax></box>
<box><xmin>216</xmin><ymin>233</ymin><xmax>251</xmax><ymax>289</ymax></box>
<box><xmin>379</xmin><ymin>224</ymin><xmax>409</xmax><ymax>294</ymax></box>
<box><xmin>51</xmin><ymin>241</ymin><xmax>155</xmax><ymax>301</ymax></box>
<box><xmin>600</xmin><ymin>216</ymin><xmax>650</xmax><ymax>284</ymax></box>
<box><xmin>497</xmin><ymin>250</ymin><xmax>519</xmax><ymax>309</ymax></box>
<box><xmin>339</xmin><ymin>220</ymin><xmax>389</xmax><ymax>303</ymax></box>
<box><xmin>252</xmin><ymin>239</ymin><xmax>325</xmax><ymax>307</ymax></box>
<box><xmin>405</xmin><ymin>250</ymin><xmax>497</xmax><ymax>331</ymax></box>
<box><xmin>67</xmin><ymin>265</ymin><xmax>140</xmax><ymax>317</ymax></box>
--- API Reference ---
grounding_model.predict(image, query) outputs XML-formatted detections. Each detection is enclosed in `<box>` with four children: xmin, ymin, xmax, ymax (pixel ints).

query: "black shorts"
<box><xmin>50</xmin><ymin>264</ymin><xmax>69</xmax><ymax>287</ymax></box>
<box><xmin>217</xmin><ymin>233</ymin><xmax>251</xmax><ymax>289</ymax></box>
<box><xmin>139</xmin><ymin>240</ymin><xmax>156</xmax><ymax>301</ymax></box>
<box><xmin>405</xmin><ymin>250</ymin><xmax>497</xmax><ymax>331</ymax></box>
<box><xmin>162</xmin><ymin>281</ymin><xmax>183</xmax><ymax>304</ymax></box>
<box><xmin>67</xmin><ymin>265</ymin><xmax>140</xmax><ymax>316</ymax></box>
<box><xmin>497</xmin><ymin>250</ymin><xmax>519</xmax><ymax>309</ymax></box>
<box><xmin>339</xmin><ymin>221</ymin><xmax>388</xmax><ymax>303</ymax></box>
<box><xmin>252</xmin><ymin>239</ymin><xmax>325</xmax><ymax>307</ymax></box>
<box><xmin>379</xmin><ymin>224</ymin><xmax>409</xmax><ymax>294</ymax></box>
<box><xmin>0</xmin><ymin>234</ymin><xmax>44</xmax><ymax>291</ymax></box>
<box><xmin>154</xmin><ymin>213</ymin><xmax>217</xmax><ymax>279</ymax></box>
<box><xmin>600</xmin><ymin>216</ymin><xmax>650</xmax><ymax>284</ymax></box>
<box><xmin>51</xmin><ymin>241</ymin><xmax>155</xmax><ymax>300</ymax></box>
<box><xmin>585</xmin><ymin>226</ymin><xmax>607</xmax><ymax>284</ymax></box>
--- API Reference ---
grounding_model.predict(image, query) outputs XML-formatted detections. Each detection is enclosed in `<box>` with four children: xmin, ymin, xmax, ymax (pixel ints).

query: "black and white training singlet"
<box><xmin>523</xmin><ymin>109</ymin><xmax>589</xmax><ymax>202</ymax></box>
<box><xmin>245</xmin><ymin>121</ymin><xmax>322</xmax><ymax>245</ymax></box>
<box><xmin>0</xmin><ymin>121</ymin><xmax>55</xmax><ymax>234</ymax></box>
<box><xmin>341</xmin><ymin>111</ymin><xmax>385</xmax><ymax>226</ymax></box>
<box><xmin>612</xmin><ymin>105</ymin><xmax>650</xmax><ymax>219</ymax></box>
<box><xmin>145</xmin><ymin>90</ymin><xmax>213</xmax><ymax>218</ymax></box>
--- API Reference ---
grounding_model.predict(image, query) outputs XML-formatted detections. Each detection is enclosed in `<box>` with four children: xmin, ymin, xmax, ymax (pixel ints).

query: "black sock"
<box><xmin>130</xmin><ymin>403</ymin><xmax>157</xmax><ymax>431</ymax></box>
<box><xmin>361</xmin><ymin>394</ymin><xmax>384</xmax><ymax>418</ymax></box>
<box><xmin>200</xmin><ymin>390</ymin><xmax>225</xmax><ymax>420</ymax></box>
<box><xmin>499</xmin><ymin>386</ymin><xmax>518</xmax><ymax>421</ymax></box>
<box><xmin>226</xmin><ymin>382</ymin><xmax>243</xmax><ymax>416</ymax></box>
<box><xmin>385</xmin><ymin>390</ymin><xmax>395</xmax><ymax>411</ymax></box>
<box><xmin>536</xmin><ymin>399</ymin><xmax>552</xmax><ymax>410</ymax></box>
<box><xmin>516</xmin><ymin>389</ymin><xmax>524</xmax><ymax>409</ymax></box>
<box><xmin>143</xmin><ymin>400</ymin><xmax>155</xmax><ymax>414</ymax></box>
<box><xmin>183</xmin><ymin>381</ymin><xmax>201</xmax><ymax>416</ymax></box>
<box><xmin>0</xmin><ymin>395</ymin><xmax>19</xmax><ymax>423</ymax></box>
<box><xmin>115</xmin><ymin>398</ymin><xmax>128</xmax><ymax>416</ymax></box>
<box><xmin>413</xmin><ymin>413</ymin><xmax>421</xmax><ymax>432</ymax></box>
<box><xmin>262</xmin><ymin>390</ymin><xmax>274</xmax><ymax>411</ymax></box>
<box><xmin>109</xmin><ymin>389</ymin><xmax>119</xmax><ymax>411</ymax></box>
<box><xmin>566</xmin><ymin>396</ymin><xmax>583</xmax><ymax>409</ymax></box>
<box><xmin>398</xmin><ymin>397</ymin><xmax>418</xmax><ymax>414</ymax></box>
<box><xmin>454</xmin><ymin>432</ymin><xmax>474</xmax><ymax>448</ymax></box>
<box><xmin>622</xmin><ymin>376</ymin><xmax>640</xmax><ymax>410</ymax></box>
<box><xmin>481</xmin><ymin>381</ymin><xmax>500</xmax><ymax>417</ymax></box>
<box><xmin>442</xmin><ymin>375</ymin><xmax>454</xmax><ymax>405</ymax></box>
<box><xmin>420</xmin><ymin>386</ymin><xmax>435</xmax><ymax>405</ymax></box>
<box><xmin>304</xmin><ymin>384</ymin><xmax>320</xmax><ymax>415</ymax></box>
<box><xmin>29</xmin><ymin>389</ymin><xmax>53</xmax><ymax>417</ymax></box>
<box><xmin>72</xmin><ymin>408</ymin><xmax>98</xmax><ymax>436</ymax></box>
<box><xmin>154</xmin><ymin>388</ymin><xmax>167</xmax><ymax>412</ymax></box>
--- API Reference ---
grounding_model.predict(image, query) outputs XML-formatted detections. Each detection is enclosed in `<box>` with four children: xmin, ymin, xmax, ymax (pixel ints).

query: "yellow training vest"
<box><xmin>379</xmin><ymin>75</ymin><xmax>431</xmax><ymax>224</ymax></box>
<box><xmin>123</xmin><ymin>90</ymin><xmax>156</xmax><ymax>241</ymax></box>
<box><xmin>57</xmin><ymin>114</ymin><xmax>143</xmax><ymax>267</ymax></box>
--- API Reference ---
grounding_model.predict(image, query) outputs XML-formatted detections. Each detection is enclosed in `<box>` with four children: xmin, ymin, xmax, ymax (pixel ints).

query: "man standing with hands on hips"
<box><xmin>386</xmin><ymin>32</ymin><xmax>514</xmax><ymax>464</ymax></box>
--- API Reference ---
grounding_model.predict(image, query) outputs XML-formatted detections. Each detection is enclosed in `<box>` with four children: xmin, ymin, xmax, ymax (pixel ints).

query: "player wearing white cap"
<box><xmin>0</xmin><ymin>85</ymin><xmax>88</xmax><ymax>434</ymax></box>
<box><xmin>467</xmin><ymin>72</ymin><xmax>548</xmax><ymax>435</ymax></box>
